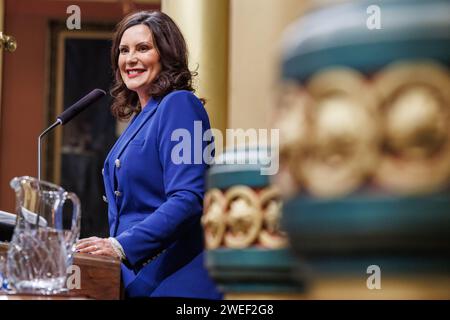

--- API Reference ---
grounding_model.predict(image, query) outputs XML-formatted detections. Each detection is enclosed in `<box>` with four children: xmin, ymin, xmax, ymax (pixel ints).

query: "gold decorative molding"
<box><xmin>202</xmin><ymin>189</ymin><xmax>227</xmax><ymax>250</ymax></box>
<box><xmin>275</xmin><ymin>60</ymin><xmax>450</xmax><ymax>197</ymax></box>
<box><xmin>258</xmin><ymin>187</ymin><xmax>287</xmax><ymax>249</ymax></box>
<box><xmin>373</xmin><ymin>61</ymin><xmax>450</xmax><ymax>194</ymax></box>
<box><xmin>202</xmin><ymin>186</ymin><xmax>288</xmax><ymax>249</ymax></box>
<box><xmin>224</xmin><ymin>186</ymin><xmax>262</xmax><ymax>249</ymax></box>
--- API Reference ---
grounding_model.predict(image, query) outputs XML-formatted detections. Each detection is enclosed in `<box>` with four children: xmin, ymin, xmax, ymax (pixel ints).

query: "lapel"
<box><xmin>107</xmin><ymin>97</ymin><xmax>161</xmax><ymax>189</ymax></box>
<box><xmin>114</xmin><ymin>97</ymin><xmax>161</xmax><ymax>160</ymax></box>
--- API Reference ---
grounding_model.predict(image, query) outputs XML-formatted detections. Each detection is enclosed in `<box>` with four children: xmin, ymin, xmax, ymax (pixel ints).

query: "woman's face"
<box><xmin>118</xmin><ymin>24</ymin><xmax>161</xmax><ymax>103</ymax></box>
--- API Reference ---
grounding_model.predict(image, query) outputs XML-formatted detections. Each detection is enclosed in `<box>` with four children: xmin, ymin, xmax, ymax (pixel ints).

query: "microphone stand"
<box><xmin>37</xmin><ymin>119</ymin><xmax>62</xmax><ymax>181</ymax></box>
<box><xmin>36</xmin><ymin>119</ymin><xmax>61</xmax><ymax>228</ymax></box>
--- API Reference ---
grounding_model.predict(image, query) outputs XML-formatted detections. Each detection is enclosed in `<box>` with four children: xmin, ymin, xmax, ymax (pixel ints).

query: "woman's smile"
<box><xmin>126</xmin><ymin>68</ymin><xmax>147</xmax><ymax>79</ymax></box>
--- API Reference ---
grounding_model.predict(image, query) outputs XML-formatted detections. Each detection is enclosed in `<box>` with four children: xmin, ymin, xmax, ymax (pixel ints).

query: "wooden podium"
<box><xmin>0</xmin><ymin>242</ymin><xmax>122</xmax><ymax>300</ymax></box>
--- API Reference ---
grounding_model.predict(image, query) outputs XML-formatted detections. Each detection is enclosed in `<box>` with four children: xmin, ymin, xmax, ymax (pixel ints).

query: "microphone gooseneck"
<box><xmin>37</xmin><ymin>119</ymin><xmax>62</xmax><ymax>181</ymax></box>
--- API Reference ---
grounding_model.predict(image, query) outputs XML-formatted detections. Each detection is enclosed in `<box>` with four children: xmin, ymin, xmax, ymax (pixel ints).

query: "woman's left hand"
<box><xmin>75</xmin><ymin>236</ymin><xmax>119</xmax><ymax>259</ymax></box>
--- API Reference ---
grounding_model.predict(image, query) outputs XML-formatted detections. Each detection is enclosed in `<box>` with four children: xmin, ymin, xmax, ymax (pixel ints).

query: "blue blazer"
<box><xmin>103</xmin><ymin>90</ymin><xmax>222</xmax><ymax>299</ymax></box>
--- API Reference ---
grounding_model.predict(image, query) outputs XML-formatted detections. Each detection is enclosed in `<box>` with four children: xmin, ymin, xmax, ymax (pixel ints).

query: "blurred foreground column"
<box><xmin>161</xmin><ymin>0</ymin><xmax>228</xmax><ymax>136</ymax></box>
<box><xmin>276</xmin><ymin>0</ymin><xmax>450</xmax><ymax>299</ymax></box>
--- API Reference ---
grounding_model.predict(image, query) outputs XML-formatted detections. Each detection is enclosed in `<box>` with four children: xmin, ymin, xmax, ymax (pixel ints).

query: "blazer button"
<box><xmin>114</xmin><ymin>190</ymin><xmax>122</xmax><ymax>197</ymax></box>
<box><xmin>115</xmin><ymin>159</ymin><xmax>121</xmax><ymax>168</ymax></box>
<box><xmin>102</xmin><ymin>195</ymin><xmax>108</xmax><ymax>203</ymax></box>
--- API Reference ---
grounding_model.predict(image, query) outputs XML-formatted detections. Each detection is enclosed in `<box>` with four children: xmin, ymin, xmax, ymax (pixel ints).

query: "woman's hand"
<box><xmin>75</xmin><ymin>236</ymin><xmax>119</xmax><ymax>259</ymax></box>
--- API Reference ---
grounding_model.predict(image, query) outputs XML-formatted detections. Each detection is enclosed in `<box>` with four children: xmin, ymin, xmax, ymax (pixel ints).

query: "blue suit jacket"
<box><xmin>103</xmin><ymin>90</ymin><xmax>222</xmax><ymax>299</ymax></box>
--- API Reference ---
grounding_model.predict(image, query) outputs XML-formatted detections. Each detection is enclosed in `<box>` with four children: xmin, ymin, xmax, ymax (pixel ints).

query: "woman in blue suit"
<box><xmin>76</xmin><ymin>11</ymin><xmax>222</xmax><ymax>299</ymax></box>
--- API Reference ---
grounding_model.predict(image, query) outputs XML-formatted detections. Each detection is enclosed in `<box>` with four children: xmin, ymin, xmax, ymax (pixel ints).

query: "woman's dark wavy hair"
<box><xmin>110</xmin><ymin>11</ymin><xmax>202</xmax><ymax>120</ymax></box>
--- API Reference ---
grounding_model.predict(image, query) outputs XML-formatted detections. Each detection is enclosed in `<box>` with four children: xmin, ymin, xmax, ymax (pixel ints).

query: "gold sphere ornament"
<box><xmin>0</xmin><ymin>32</ymin><xmax>17</xmax><ymax>52</ymax></box>
<box><xmin>202</xmin><ymin>189</ymin><xmax>227</xmax><ymax>249</ymax></box>
<box><xmin>224</xmin><ymin>186</ymin><xmax>263</xmax><ymax>249</ymax></box>
<box><xmin>374</xmin><ymin>61</ymin><xmax>450</xmax><ymax>194</ymax></box>
<box><xmin>301</xmin><ymin>68</ymin><xmax>380</xmax><ymax>198</ymax></box>
<box><xmin>273</xmin><ymin>86</ymin><xmax>313</xmax><ymax>190</ymax></box>
<box><xmin>258</xmin><ymin>187</ymin><xmax>288</xmax><ymax>249</ymax></box>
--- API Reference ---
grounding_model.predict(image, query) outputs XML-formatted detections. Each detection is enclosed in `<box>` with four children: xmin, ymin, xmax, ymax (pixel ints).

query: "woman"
<box><xmin>75</xmin><ymin>11</ymin><xmax>222</xmax><ymax>299</ymax></box>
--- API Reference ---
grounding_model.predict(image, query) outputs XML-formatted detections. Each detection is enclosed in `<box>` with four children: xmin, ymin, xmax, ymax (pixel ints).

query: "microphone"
<box><xmin>38</xmin><ymin>88</ymin><xmax>106</xmax><ymax>180</ymax></box>
<box><xmin>57</xmin><ymin>88</ymin><xmax>106</xmax><ymax>125</ymax></box>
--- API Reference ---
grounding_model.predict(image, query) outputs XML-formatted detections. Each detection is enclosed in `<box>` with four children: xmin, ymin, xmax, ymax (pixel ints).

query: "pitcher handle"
<box><xmin>61</xmin><ymin>191</ymin><xmax>81</xmax><ymax>258</ymax></box>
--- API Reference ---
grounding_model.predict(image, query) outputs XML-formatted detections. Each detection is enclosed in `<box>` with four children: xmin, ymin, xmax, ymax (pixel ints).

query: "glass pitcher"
<box><xmin>6</xmin><ymin>176</ymin><xmax>81</xmax><ymax>294</ymax></box>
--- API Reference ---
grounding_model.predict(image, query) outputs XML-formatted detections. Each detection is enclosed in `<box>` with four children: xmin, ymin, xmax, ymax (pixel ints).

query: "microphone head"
<box><xmin>57</xmin><ymin>88</ymin><xmax>106</xmax><ymax>125</ymax></box>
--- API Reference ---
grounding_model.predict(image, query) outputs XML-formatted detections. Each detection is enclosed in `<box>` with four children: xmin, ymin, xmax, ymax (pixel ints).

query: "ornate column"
<box><xmin>228</xmin><ymin>0</ymin><xmax>309</xmax><ymax>131</ymax></box>
<box><xmin>277</xmin><ymin>0</ymin><xmax>450</xmax><ymax>299</ymax></box>
<box><xmin>161</xmin><ymin>0</ymin><xmax>228</xmax><ymax>136</ymax></box>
